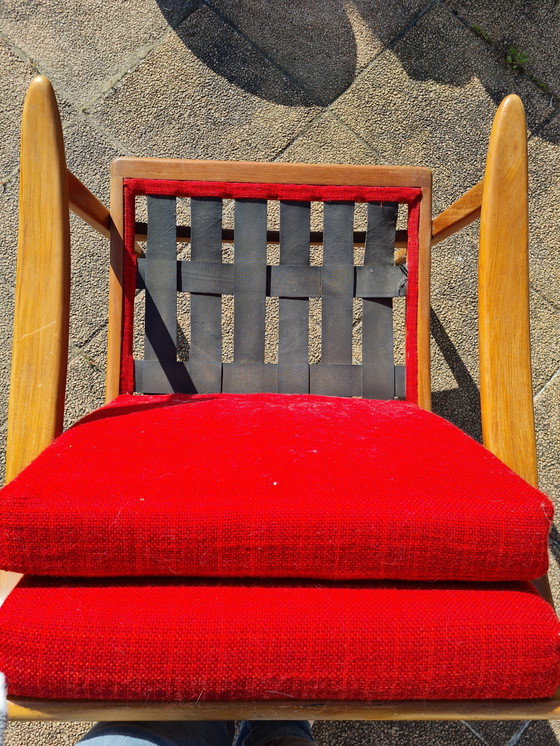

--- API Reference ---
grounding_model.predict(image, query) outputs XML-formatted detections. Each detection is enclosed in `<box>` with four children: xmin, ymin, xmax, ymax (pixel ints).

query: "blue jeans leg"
<box><xmin>77</xmin><ymin>720</ymin><xmax>235</xmax><ymax>746</ymax></box>
<box><xmin>234</xmin><ymin>720</ymin><xmax>316</xmax><ymax>746</ymax></box>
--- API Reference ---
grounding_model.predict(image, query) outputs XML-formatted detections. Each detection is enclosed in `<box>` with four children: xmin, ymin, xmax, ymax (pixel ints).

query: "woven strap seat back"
<box><xmin>120</xmin><ymin>179</ymin><xmax>422</xmax><ymax>401</ymax></box>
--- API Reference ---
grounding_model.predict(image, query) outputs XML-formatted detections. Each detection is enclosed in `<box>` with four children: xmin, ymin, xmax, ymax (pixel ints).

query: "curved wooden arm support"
<box><xmin>432</xmin><ymin>180</ymin><xmax>483</xmax><ymax>246</ymax></box>
<box><xmin>67</xmin><ymin>170</ymin><xmax>110</xmax><ymax>238</ymax></box>
<box><xmin>478</xmin><ymin>97</ymin><xmax>552</xmax><ymax>606</ymax></box>
<box><xmin>479</xmin><ymin>95</ymin><xmax>537</xmax><ymax>486</ymax></box>
<box><xmin>5</xmin><ymin>76</ymin><xmax>70</xmax><ymax>484</ymax></box>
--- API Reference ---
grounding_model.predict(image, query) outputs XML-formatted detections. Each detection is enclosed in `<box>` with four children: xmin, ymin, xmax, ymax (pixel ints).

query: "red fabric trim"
<box><xmin>123</xmin><ymin>178</ymin><xmax>422</xmax><ymax>205</ymax></box>
<box><xmin>120</xmin><ymin>179</ymin><xmax>423</xmax><ymax>399</ymax></box>
<box><xmin>2</xmin><ymin>578</ymin><xmax>559</xmax><ymax>701</ymax></box>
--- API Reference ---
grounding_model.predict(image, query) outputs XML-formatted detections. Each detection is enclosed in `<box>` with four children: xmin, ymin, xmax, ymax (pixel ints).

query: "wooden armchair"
<box><xmin>0</xmin><ymin>75</ymin><xmax>558</xmax><ymax>722</ymax></box>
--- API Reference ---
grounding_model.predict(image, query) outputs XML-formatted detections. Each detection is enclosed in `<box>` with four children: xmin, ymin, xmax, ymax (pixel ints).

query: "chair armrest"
<box><xmin>478</xmin><ymin>94</ymin><xmax>537</xmax><ymax>487</ymax></box>
<box><xmin>5</xmin><ymin>77</ymin><xmax>70</xmax><ymax>484</ymax></box>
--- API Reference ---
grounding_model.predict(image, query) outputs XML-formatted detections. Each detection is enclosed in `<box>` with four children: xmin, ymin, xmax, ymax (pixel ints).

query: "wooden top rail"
<box><xmin>68</xmin><ymin>163</ymin><xmax>482</xmax><ymax>254</ymax></box>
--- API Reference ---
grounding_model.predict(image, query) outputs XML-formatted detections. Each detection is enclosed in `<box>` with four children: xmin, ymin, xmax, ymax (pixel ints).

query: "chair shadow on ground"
<box><xmin>429</xmin><ymin>308</ymin><xmax>482</xmax><ymax>443</ymax></box>
<box><xmin>157</xmin><ymin>0</ymin><xmax>559</xmax><ymax>142</ymax></box>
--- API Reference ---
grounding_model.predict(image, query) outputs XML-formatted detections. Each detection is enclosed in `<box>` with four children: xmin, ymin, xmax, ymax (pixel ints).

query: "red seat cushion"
<box><xmin>1</xmin><ymin>578</ymin><xmax>559</xmax><ymax>701</ymax></box>
<box><xmin>0</xmin><ymin>393</ymin><xmax>552</xmax><ymax>580</ymax></box>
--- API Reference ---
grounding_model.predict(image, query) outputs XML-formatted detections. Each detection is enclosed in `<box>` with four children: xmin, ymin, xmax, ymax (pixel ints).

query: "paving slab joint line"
<box><xmin>273</xmin><ymin>109</ymin><xmax>385</xmax><ymax>164</ymax></box>
<box><xmin>199</xmin><ymin>0</ymin><xmax>324</xmax><ymax>107</ymax></box>
<box><xmin>445</xmin><ymin>1</ymin><xmax>560</xmax><ymax>125</ymax></box>
<box><xmin>460</xmin><ymin>721</ymin><xmax>490</xmax><ymax>745</ymax></box>
<box><xmin>529</xmin><ymin>283</ymin><xmax>560</xmax><ymax>314</ymax></box>
<box><xmin>321</xmin><ymin>0</ymin><xmax>440</xmax><ymax>117</ymax></box>
<box><xmin>529</xmin><ymin>107</ymin><xmax>560</xmax><ymax>141</ymax></box>
<box><xmin>67</xmin><ymin>323</ymin><xmax>109</xmax><ymax>367</ymax></box>
<box><xmin>202</xmin><ymin>0</ymin><xmax>441</xmax><ymax>110</ymax></box>
<box><xmin>0</xmin><ymin>30</ymin><xmax>41</xmax><ymax>73</ymax></box>
<box><xmin>0</xmin><ymin>29</ymin><xmax>134</xmax><ymax>161</ymax></box>
<box><xmin>506</xmin><ymin>720</ymin><xmax>532</xmax><ymax>746</ymax></box>
<box><xmin>0</xmin><ymin>30</ymin><xmax>86</xmax><ymax>122</ymax></box>
<box><xmin>79</xmin><ymin>5</ymin><xmax>199</xmax><ymax>114</ymax></box>
<box><xmin>386</xmin><ymin>0</ymin><xmax>442</xmax><ymax>52</ymax></box>
<box><xmin>0</xmin><ymin>167</ymin><xmax>19</xmax><ymax>192</ymax></box>
<box><xmin>534</xmin><ymin>364</ymin><xmax>560</xmax><ymax>402</ymax></box>
<box><xmin>272</xmin><ymin>109</ymin><xmax>327</xmax><ymax>161</ymax></box>
<box><xmin>323</xmin><ymin>111</ymin><xmax>387</xmax><ymax>163</ymax></box>
<box><xmin>64</xmin><ymin>112</ymin><xmax>135</xmax><ymax>164</ymax></box>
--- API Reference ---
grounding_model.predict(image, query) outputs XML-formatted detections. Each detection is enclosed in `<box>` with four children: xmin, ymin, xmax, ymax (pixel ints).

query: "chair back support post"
<box><xmin>5</xmin><ymin>76</ymin><xmax>70</xmax><ymax>484</ymax></box>
<box><xmin>478</xmin><ymin>95</ymin><xmax>537</xmax><ymax>487</ymax></box>
<box><xmin>106</xmin><ymin>168</ymin><xmax>125</xmax><ymax>402</ymax></box>
<box><xmin>417</xmin><ymin>182</ymin><xmax>432</xmax><ymax>410</ymax></box>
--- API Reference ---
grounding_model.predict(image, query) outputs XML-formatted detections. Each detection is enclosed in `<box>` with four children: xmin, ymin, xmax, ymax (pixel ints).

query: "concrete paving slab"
<box><xmin>64</xmin><ymin>328</ymin><xmax>107</xmax><ymax>430</ymax></box>
<box><xmin>0</xmin><ymin>0</ymin><xmax>197</xmax><ymax>106</ymax></box>
<box><xmin>204</xmin><ymin>0</ymin><xmax>430</xmax><ymax>106</ymax></box>
<box><xmin>528</xmin><ymin>113</ymin><xmax>560</xmax><ymax>309</ymax></box>
<box><xmin>389</xmin><ymin>2</ymin><xmax>553</xmax><ymax>134</ymax></box>
<box><xmin>90</xmin><ymin>6</ymin><xmax>319</xmax><ymax>161</ymax></box>
<box><xmin>445</xmin><ymin>0</ymin><xmax>560</xmax><ymax>101</ymax></box>
<box><xmin>62</xmin><ymin>115</ymin><xmax>122</xmax><ymax>349</ymax></box>
<box><xmin>518</xmin><ymin>719</ymin><xmax>560</xmax><ymax>745</ymax></box>
<box><xmin>0</xmin><ymin>282</ymin><xmax>15</xmax><ymax>455</ymax></box>
<box><xmin>312</xmin><ymin>719</ymin><xmax>482</xmax><ymax>745</ymax></box>
<box><xmin>0</xmin><ymin>40</ymin><xmax>37</xmax><ymax>179</ymax></box>
<box><xmin>0</xmin><ymin>176</ymin><xmax>20</xmax><ymax>293</ymax></box>
<box><xmin>531</xmin><ymin>292</ymin><xmax>560</xmax><ymax>397</ymax></box>
<box><xmin>428</xmin><ymin>222</ymin><xmax>482</xmax><ymax>441</ymax></box>
<box><xmin>5</xmin><ymin>720</ymin><xmax>91</xmax><ymax>746</ymax></box>
<box><xmin>277</xmin><ymin>111</ymin><xmax>383</xmax><ymax>164</ymax></box>
<box><xmin>330</xmin><ymin>4</ymin><xmax>550</xmax><ymax>213</ymax></box>
<box><xmin>535</xmin><ymin>368</ymin><xmax>560</xmax><ymax>503</ymax></box>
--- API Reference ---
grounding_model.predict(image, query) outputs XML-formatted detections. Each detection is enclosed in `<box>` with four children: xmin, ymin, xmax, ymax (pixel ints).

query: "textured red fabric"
<box><xmin>1</xmin><ymin>577</ymin><xmax>559</xmax><ymax>701</ymax></box>
<box><xmin>123</xmin><ymin>179</ymin><xmax>422</xmax><ymax>204</ymax></box>
<box><xmin>120</xmin><ymin>180</ymin><xmax>422</xmax><ymax>402</ymax></box>
<box><xmin>0</xmin><ymin>394</ymin><xmax>552</xmax><ymax>580</ymax></box>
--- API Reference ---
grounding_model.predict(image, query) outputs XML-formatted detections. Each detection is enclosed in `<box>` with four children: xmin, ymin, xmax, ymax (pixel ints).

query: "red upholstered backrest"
<box><xmin>121</xmin><ymin>179</ymin><xmax>421</xmax><ymax>402</ymax></box>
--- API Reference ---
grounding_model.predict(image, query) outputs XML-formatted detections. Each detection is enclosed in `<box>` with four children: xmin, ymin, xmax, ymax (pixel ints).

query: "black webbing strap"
<box><xmin>362</xmin><ymin>202</ymin><xmax>400</xmax><ymax>399</ymax></box>
<box><xmin>320</xmin><ymin>202</ymin><xmax>354</xmax><ymax>367</ymax></box>
<box><xmin>232</xmin><ymin>199</ymin><xmax>267</xmax><ymax>367</ymax></box>
<box><xmin>189</xmin><ymin>197</ymin><xmax>223</xmax><ymax>392</ymax></box>
<box><xmin>136</xmin><ymin>194</ymin><xmax>407</xmax><ymax>399</ymax></box>
<box><xmin>144</xmin><ymin>196</ymin><xmax>178</xmax><ymax>368</ymax></box>
<box><xmin>138</xmin><ymin>262</ymin><xmax>403</xmax><ymax>299</ymax></box>
<box><xmin>278</xmin><ymin>200</ymin><xmax>311</xmax><ymax>393</ymax></box>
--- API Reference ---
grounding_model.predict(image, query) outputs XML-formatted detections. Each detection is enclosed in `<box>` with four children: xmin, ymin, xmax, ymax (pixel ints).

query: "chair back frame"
<box><xmin>108</xmin><ymin>159</ymin><xmax>433</xmax><ymax>410</ymax></box>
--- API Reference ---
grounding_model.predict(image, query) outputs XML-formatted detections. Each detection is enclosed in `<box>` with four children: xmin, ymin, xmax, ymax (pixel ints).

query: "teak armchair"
<box><xmin>0</xmin><ymin>75</ymin><xmax>559</xmax><ymax>722</ymax></box>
